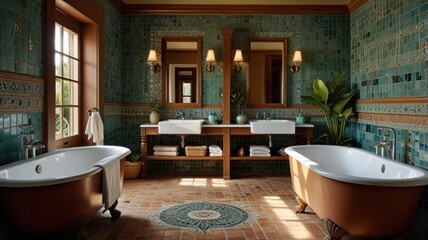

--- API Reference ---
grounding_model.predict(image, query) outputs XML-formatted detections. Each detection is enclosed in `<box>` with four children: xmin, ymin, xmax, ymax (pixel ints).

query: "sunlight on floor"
<box><xmin>178</xmin><ymin>178</ymin><xmax>227</xmax><ymax>187</ymax></box>
<box><xmin>179</xmin><ymin>178</ymin><xmax>207</xmax><ymax>186</ymax></box>
<box><xmin>264</xmin><ymin>196</ymin><xmax>314</xmax><ymax>239</ymax></box>
<box><xmin>211</xmin><ymin>178</ymin><xmax>226</xmax><ymax>187</ymax></box>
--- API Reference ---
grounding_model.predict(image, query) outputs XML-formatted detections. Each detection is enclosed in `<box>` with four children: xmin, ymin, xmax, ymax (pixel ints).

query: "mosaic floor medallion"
<box><xmin>159</xmin><ymin>202</ymin><xmax>250</xmax><ymax>233</ymax></box>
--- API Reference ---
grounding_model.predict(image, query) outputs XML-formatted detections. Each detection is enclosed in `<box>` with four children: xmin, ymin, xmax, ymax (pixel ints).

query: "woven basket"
<box><xmin>124</xmin><ymin>161</ymin><xmax>142</xmax><ymax>179</ymax></box>
<box><xmin>185</xmin><ymin>145</ymin><xmax>207</xmax><ymax>157</ymax></box>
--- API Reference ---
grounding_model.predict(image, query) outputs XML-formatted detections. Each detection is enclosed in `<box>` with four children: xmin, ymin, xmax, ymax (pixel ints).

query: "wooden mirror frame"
<box><xmin>247</xmin><ymin>37</ymin><xmax>288</xmax><ymax>108</ymax></box>
<box><xmin>161</xmin><ymin>37</ymin><xmax>202</xmax><ymax>108</ymax></box>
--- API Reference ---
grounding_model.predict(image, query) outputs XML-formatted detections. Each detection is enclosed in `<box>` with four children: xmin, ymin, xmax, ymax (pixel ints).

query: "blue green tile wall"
<box><xmin>0</xmin><ymin>0</ymin><xmax>44</xmax><ymax>164</ymax></box>
<box><xmin>351</xmin><ymin>0</ymin><xmax>428</xmax><ymax>99</ymax></box>
<box><xmin>95</xmin><ymin>0</ymin><xmax>123</xmax><ymax>103</ymax></box>
<box><xmin>351</xmin><ymin>0</ymin><xmax>428</xmax><ymax>236</ymax></box>
<box><xmin>94</xmin><ymin>0</ymin><xmax>123</xmax><ymax>147</ymax></box>
<box><xmin>0</xmin><ymin>0</ymin><xmax>43</xmax><ymax>77</ymax></box>
<box><xmin>120</xmin><ymin>14</ymin><xmax>350</xmax><ymax>107</ymax></box>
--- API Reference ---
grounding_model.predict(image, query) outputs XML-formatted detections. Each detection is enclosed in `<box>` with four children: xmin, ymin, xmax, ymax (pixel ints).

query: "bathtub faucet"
<box><xmin>375</xmin><ymin>127</ymin><xmax>396</xmax><ymax>160</ymax></box>
<box><xmin>20</xmin><ymin>122</ymin><xmax>46</xmax><ymax>160</ymax></box>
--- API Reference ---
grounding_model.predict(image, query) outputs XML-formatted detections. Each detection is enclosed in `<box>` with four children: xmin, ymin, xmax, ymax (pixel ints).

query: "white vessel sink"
<box><xmin>249</xmin><ymin>119</ymin><xmax>296</xmax><ymax>134</ymax></box>
<box><xmin>158</xmin><ymin>119</ymin><xmax>204</xmax><ymax>134</ymax></box>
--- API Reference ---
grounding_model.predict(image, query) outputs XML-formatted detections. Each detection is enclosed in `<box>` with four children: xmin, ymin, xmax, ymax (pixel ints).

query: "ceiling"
<box><xmin>122</xmin><ymin>0</ymin><xmax>350</xmax><ymax>5</ymax></box>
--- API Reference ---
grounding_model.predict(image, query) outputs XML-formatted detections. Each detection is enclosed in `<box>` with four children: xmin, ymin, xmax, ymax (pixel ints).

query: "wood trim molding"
<box><xmin>109</xmin><ymin>0</ymin><xmax>368</xmax><ymax>15</ymax></box>
<box><xmin>347</xmin><ymin>0</ymin><xmax>367</xmax><ymax>12</ymax></box>
<box><xmin>108</xmin><ymin>0</ymin><xmax>126</xmax><ymax>12</ymax></box>
<box><xmin>0</xmin><ymin>70</ymin><xmax>44</xmax><ymax>83</ymax></box>
<box><xmin>356</xmin><ymin>97</ymin><xmax>428</xmax><ymax>104</ymax></box>
<box><xmin>120</xmin><ymin>4</ymin><xmax>350</xmax><ymax>15</ymax></box>
<box><xmin>221</xmin><ymin>28</ymin><xmax>234</xmax><ymax>124</ymax></box>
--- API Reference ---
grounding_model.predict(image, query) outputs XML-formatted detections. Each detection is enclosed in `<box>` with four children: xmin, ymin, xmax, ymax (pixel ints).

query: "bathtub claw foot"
<box><xmin>324</xmin><ymin>218</ymin><xmax>350</xmax><ymax>240</ymax></box>
<box><xmin>108</xmin><ymin>200</ymin><xmax>121</xmax><ymax>220</ymax></box>
<box><xmin>295</xmin><ymin>195</ymin><xmax>308</xmax><ymax>213</ymax></box>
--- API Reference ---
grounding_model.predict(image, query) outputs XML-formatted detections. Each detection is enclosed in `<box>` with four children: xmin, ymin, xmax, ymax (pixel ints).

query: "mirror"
<box><xmin>162</xmin><ymin>37</ymin><xmax>202</xmax><ymax>108</ymax></box>
<box><xmin>247</xmin><ymin>38</ymin><xmax>288</xmax><ymax>108</ymax></box>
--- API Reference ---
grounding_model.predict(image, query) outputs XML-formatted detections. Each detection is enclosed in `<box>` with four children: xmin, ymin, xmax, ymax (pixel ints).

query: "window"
<box><xmin>54</xmin><ymin>13</ymin><xmax>80</xmax><ymax>142</ymax></box>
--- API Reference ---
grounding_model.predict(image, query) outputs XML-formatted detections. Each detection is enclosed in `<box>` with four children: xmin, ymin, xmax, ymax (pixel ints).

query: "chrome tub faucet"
<box><xmin>375</xmin><ymin>127</ymin><xmax>396</xmax><ymax>160</ymax></box>
<box><xmin>19</xmin><ymin>119</ymin><xmax>46</xmax><ymax>160</ymax></box>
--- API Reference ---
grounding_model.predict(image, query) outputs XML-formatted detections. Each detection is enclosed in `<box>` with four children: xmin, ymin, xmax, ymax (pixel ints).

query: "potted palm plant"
<box><xmin>301</xmin><ymin>73</ymin><xmax>357</xmax><ymax>145</ymax></box>
<box><xmin>124</xmin><ymin>153</ymin><xmax>142</xmax><ymax>179</ymax></box>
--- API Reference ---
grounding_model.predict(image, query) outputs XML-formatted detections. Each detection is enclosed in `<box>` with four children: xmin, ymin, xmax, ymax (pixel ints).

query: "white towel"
<box><xmin>94</xmin><ymin>156</ymin><xmax>121</xmax><ymax>211</ymax></box>
<box><xmin>210</xmin><ymin>149</ymin><xmax>223</xmax><ymax>154</ymax></box>
<box><xmin>154</xmin><ymin>151</ymin><xmax>179</xmax><ymax>156</ymax></box>
<box><xmin>250</xmin><ymin>150</ymin><xmax>271</xmax><ymax>154</ymax></box>
<box><xmin>250</xmin><ymin>153</ymin><xmax>271</xmax><ymax>157</ymax></box>
<box><xmin>86</xmin><ymin>112</ymin><xmax>104</xmax><ymax>145</ymax></box>
<box><xmin>153</xmin><ymin>145</ymin><xmax>179</xmax><ymax>152</ymax></box>
<box><xmin>209</xmin><ymin>145</ymin><xmax>222</xmax><ymax>151</ymax></box>
<box><xmin>250</xmin><ymin>145</ymin><xmax>270</xmax><ymax>151</ymax></box>
<box><xmin>209</xmin><ymin>153</ymin><xmax>223</xmax><ymax>157</ymax></box>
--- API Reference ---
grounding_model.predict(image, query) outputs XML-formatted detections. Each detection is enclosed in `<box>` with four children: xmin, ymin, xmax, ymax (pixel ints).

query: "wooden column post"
<box><xmin>221</xmin><ymin>28</ymin><xmax>234</xmax><ymax>124</ymax></box>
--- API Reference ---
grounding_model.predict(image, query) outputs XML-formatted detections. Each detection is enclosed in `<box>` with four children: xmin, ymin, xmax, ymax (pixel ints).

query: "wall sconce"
<box><xmin>205</xmin><ymin>49</ymin><xmax>216</xmax><ymax>72</ymax></box>
<box><xmin>290</xmin><ymin>50</ymin><xmax>302</xmax><ymax>73</ymax></box>
<box><xmin>147</xmin><ymin>50</ymin><xmax>161</xmax><ymax>73</ymax></box>
<box><xmin>233</xmin><ymin>49</ymin><xmax>244</xmax><ymax>72</ymax></box>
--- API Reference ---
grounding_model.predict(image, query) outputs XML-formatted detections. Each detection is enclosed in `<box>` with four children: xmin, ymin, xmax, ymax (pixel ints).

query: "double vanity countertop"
<box><xmin>140</xmin><ymin>122</ymin><xmax>314</xmax><ymax>128</ymax></box>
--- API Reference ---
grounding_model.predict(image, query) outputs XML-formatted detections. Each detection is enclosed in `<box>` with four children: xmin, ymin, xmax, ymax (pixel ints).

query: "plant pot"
<box><xmin>124</xmin><ymin>161</ymin><xmax>141</xmax><ymax>179</ymax></box>
<box><xmin>150</xmin><ymin>111</ymin><xmax>160</xmax><ymax>124</ymax></box>
<box><xmin>236</xmin><ymin>113</ymin><xmax>248</xmax><ymax>124</ymax></box>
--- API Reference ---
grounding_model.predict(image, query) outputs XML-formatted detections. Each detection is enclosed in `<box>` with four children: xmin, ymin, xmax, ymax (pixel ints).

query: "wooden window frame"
<box><xmin>45</xmin><ymin>0</ymin><xmax>104</xmax><ymax>150</ymax></box>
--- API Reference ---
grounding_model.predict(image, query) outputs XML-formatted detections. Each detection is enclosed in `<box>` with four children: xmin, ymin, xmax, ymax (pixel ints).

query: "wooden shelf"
<box><xmin>230</xmin><ymin>155</ymin><xmax>288</xmax><ymax>161</ymax></box>
<box><xmin>147</xmin><ymin>156</ymin><xmax>223</xmax><ymax>161</ymax></box>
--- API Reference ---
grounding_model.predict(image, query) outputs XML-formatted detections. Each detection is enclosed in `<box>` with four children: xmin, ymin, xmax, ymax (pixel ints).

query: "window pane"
<box><xmin>55</xmin><ymin>79</ymin><xmax>62</xmax><ymax>105</ymax></box>
<box><xmin>55</xmin><ymin>53</ymin><xmax>62</xmax><ymax>77</ymax></box>
<box><xmin>69</xmin><ymin>81</ymin><xmax>78</xmax><ymax>105</ymax></box>
<box><xmin>183</xmin><ymin>97</ymin><xmax>191</xmax><ymax>103</ymax></box>
<box><xmin>63</xmin><ymin>56</ymin><xmax>70</xmax><ymax>79</ymax></box>
<box><xmin>70</xmin><ymin>31</ymin><xmax>79</xmax><ymax>58</ymax></box>
<box><xmin>55</xmin><ymin>23</ymin><xmax>62</xmax><ymax>51</ymax></box>
<box><xmin>63</xmin><ymin>107</ymin><xmax>78</xmax><ymax>137</ymax></box>
<box><xmin>63</xmin><ymin>80</ymin><xmax>70</xmax><ymax>105</ymax></box>
<box><xmin>69</xmin><ymin>58</ymin><xmax>79</xmax><ymax>80</ymax></box>
<box><xmin>63</xmin><ymin>29</ymin><xmax>69</xmax><ymax>56</ymax></box>
<box><xmin>183</xmin><ymin>82</ymin><xmax>191</xmax><ymax>96</ymax></box>
<box><xmin>55</xmin><ymin>107</ymin><xmax>62</xmax><ymax>140</ymax></box>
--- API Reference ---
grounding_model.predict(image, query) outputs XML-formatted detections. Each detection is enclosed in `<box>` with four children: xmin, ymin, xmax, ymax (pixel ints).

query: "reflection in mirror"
<box><xmin>247</xmin><ymin>38</ymin><xmax>288</xmax><ymax>108</ymax></box>
<box><xmin>162</xmin><ymin>37</ymin><xmax>201</xmax><ymax>108</ymax></box>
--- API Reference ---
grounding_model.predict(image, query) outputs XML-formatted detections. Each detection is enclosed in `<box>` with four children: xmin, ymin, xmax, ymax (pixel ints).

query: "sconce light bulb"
<box><xmin>205</xmin><ymin>49</ymin><xmax>216</xmax><ymax>72</ymax></box>
<box><xmin>147</xmin><ymin>50</ymin><xmax>158</xmax><ymax>62</ymax></box>
<box><xmin>290</xmin><ymin>50</ymin><xmax>302</xmax><ymax>73</ymax></box>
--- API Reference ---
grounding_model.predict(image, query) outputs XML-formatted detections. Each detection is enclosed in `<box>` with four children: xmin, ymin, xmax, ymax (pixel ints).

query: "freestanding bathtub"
<box><xmin>285</xmin><ymin>145</ymin><xmax>428</xmax><ymax>239</ymax></box>
<box><xmin>0</xmin><ymin>145</ymin><xmax>130</xmax><ymax>237</ymax></box>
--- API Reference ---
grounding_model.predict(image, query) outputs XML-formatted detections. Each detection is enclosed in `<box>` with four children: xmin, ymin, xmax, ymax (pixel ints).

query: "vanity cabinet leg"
<box><xmin>140</xmin><ymin>133</ymin><xmax>148</xmax><ymax>178</ymax></box>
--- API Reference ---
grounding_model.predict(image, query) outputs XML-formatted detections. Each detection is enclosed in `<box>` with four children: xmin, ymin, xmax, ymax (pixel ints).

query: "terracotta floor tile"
<box><xmin>81</xmin><ymin>176</ymin><xmax>332</xmax><ymax>240</ymax></box>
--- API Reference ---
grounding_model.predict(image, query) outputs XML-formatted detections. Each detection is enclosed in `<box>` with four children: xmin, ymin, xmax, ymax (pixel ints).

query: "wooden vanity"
<box><xmin>140</xmin><ymin>124</ymin><xmax>313</xmax><ymax>179</ymax></box>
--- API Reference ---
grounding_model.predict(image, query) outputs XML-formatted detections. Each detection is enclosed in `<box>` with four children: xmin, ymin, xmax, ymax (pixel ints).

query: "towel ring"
<box><xmin>87</xmin><ymin>107</ymin><xmax>99</xmax><ymax>116</ymax></box>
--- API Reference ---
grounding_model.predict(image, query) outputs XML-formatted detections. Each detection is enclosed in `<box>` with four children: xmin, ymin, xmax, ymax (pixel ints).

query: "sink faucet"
<box><xmin>176</xmin><ymin>111</ymin><xmax>185</xmax><ymax>120</ymax></box>
<box><xmin>261</xmin><ymin>112</ymin><xmax>271</xmax><ymax>121</ymax></box>
<box><xmin>20</xmin><ymin>121</ymin><xmax>46</xmax><ymax>160</ymax></box>
<box><xmin>375</xmin><ymin>127</ymin><xmax>396</xmax><ymax>160</ymax></box>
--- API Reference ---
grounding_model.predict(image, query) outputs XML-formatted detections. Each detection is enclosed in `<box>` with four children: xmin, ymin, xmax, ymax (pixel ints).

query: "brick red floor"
<box><xmin>86</xmin><ymin>176</ymin><xmax>327</xmax><ymax>240</ymax></box>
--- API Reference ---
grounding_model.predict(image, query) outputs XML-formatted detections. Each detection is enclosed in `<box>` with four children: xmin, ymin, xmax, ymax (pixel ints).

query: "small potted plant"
<box><xmin>149</xmin><ymin>100</ymin><xmax>161</xmax><ymax>124</ymax></box>
<box><xmin>124</xmin><ymin>153</ymin><xmax>142</xmax><ymax>179</ymax></box>
<box><xmin>231</xmin><ymin>87</ymin><xmax>247</xmax><ymax>124</ymax></box>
